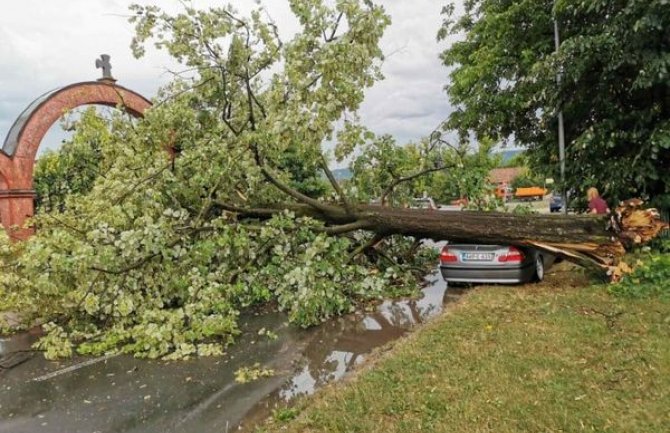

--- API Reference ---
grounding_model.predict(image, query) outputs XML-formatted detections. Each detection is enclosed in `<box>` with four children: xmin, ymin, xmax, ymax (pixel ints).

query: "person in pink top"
<box><xmin>587</xmin><ymin>187</ymin><xmax>610</xmax><ymax>214</ymax></box>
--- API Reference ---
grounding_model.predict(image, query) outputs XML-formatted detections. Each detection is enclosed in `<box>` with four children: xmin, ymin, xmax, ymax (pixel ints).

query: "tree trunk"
<box><xmin>256</xmin><ymin>200</ymin><xmax>666</xmax><ymax>279</ymax></box>
<box><xmin>359</xmin><ymin>206</ymin><xmax>623</xmax><ymax>263</ymax></box>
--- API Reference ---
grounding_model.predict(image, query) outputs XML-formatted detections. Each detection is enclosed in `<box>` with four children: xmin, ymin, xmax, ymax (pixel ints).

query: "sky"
<box><xmin>0</xmin><ymin>0</ymin><xmax>456</xmax><ymax>158</ymax></box>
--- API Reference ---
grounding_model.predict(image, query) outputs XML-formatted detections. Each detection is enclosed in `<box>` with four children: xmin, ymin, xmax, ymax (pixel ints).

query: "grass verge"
<box><xmin>258</xmin><ymin>265</ymin><xmax>670</xmax><ymax>433</ymax></box>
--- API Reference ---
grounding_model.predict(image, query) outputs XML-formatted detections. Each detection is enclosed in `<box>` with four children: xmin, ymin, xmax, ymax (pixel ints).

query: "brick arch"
<box><xmin>0</xmin><ymin>81</ymin><xmax>151</xmax><ymax>239</ymax></box>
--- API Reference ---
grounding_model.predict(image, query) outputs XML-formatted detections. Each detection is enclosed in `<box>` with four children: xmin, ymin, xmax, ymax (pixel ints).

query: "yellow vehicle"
<box><xmin>514</xmin><ymin>186</ymin><xmax>547</xmax><ymax>201</ymax></box>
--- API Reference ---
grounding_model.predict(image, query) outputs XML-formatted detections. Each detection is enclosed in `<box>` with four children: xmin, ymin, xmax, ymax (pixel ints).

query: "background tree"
<box><xmin>349</xmin><ymin>134</ymin><xmax>447</xmax><ymax>206</ymax></box>
<box><xmin>274</xmin><ymin>143</ymin><xmax>330</xmax><ymax>198</ymax></box>
<box><xmin>33</xmin><ymin>108</ymin><xmax>114</xmax><ymax>212</ymax></box>
<box><xmin>427</xmin><ymin>137</ymin><xmax>501</xmax><ymax>205</ymax></box>
<box><xmin>499</xmin><ymin>151</ymin><xmax>528</xmax><ymax>169</ymax></box>
<box><xmin>510</xmin><ymin>172</ymin><xmax>543</xmax><ymax>191</ymax></box>
<box><xmin>439</xmin><ymin>0</ymin><xmax>670</xmax><ymax>211</ymax></box>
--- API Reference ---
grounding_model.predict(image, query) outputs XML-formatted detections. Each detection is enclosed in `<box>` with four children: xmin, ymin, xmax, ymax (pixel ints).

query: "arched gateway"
<box><xmin>0</xmin><ymin>67</ymin><xmax>151</xmax><ymax>240</ymax></box>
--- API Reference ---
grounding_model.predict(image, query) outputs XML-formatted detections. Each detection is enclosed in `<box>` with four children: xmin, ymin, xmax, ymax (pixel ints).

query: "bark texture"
<box><xmin>232</xmin><ymin>199</ymin><xmax>667</xmax><ymax>279</ymax></box>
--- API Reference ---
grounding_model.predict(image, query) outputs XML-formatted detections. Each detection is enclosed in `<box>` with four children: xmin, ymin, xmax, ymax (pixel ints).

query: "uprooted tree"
<box><xmin>0</xmin><ymin>1</ymin><xmax>665</xmax><ymax>360</ymax></box>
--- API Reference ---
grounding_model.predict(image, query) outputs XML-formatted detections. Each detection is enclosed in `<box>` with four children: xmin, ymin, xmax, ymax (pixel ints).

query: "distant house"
<box><xmin>489</xmin><ymin>167</ymin><xmax>526</xmax><ymax>201</ymax></box>
<box><xmin>489</xmin><ymin>167</ymin><xmax>525</xmax><ymax>186</ymax></box>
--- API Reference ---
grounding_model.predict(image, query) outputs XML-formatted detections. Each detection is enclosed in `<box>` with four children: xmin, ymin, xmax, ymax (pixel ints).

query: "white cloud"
<box><xmin>0</xmin><ymin>0</ymin><xmax>455</xmax><ymax>154</ymax></box>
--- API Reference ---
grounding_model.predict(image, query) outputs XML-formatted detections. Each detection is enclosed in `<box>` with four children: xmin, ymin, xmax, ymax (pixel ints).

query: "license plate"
<box><xmin>462</xmin><ymin>252</ymin><xmax>494</xmax><ymax>262</ymax></box>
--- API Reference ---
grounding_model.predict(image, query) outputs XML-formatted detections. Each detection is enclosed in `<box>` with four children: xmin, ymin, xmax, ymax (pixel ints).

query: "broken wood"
<box><xmin>222</xmin><ymin>198</ymin><xmax>667</xmax><ymax>280</ymax></box>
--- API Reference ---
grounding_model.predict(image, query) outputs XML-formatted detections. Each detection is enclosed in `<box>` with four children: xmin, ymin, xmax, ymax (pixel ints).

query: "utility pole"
<box><xmin>553</xmin><ymin>11</ymin><xmax>568</xmax><ymax>214</ymax></box>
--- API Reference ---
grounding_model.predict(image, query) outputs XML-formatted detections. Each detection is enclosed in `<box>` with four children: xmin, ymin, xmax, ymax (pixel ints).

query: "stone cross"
<box><xmin>95</xmin><ymin>54</ymin><xmax>114</xmax><ymax>80</ymax></box>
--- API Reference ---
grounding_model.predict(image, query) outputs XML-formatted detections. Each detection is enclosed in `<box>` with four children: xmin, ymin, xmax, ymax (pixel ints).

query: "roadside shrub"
<box><xmin>465</xmin><ymin>193</ymin><xmax>504</xmax><ymax>212</ymax></box>
<box><xmin>511</xmin><ymin>203</ymin><xmax>539</xmax><ymax>215</ymax></box>
<box><xmin>608</xmin><ymin>253</ymin><xmax>670</xmax><ymax>299</ymax></box>
<box><xmin>650</xmin><ymin>238</ymin><xmax>670</xmax><ymax>253</ymax></box>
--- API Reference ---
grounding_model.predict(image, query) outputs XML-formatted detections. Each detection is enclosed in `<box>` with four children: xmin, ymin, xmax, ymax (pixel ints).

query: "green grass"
<box><xmin>259</xmin><ymin>266</ymin><xmax>670</xmax><ymax>433</ymax></box>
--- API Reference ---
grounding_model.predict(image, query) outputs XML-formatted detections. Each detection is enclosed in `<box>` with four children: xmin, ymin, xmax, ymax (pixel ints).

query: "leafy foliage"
<box><xmin>498</xmin><ymin>150</ymin><xmax>527</xmax><ymax>169</ymax></box>
<box><xmin>510</xmin><ymin>203</ymin><xmax>539</xmax><ymax>216</ymax></box>
<box><xmin>440</xmin><ymin>0</ymin><xmax>670</xmax><ymax>209</ymax></box>
<box><xmin>350</xmin><ymin>133</ymin><xmax>500</xmax><ymax>206</ymax></box>
<box><xmin>609</xmin><ymin>252</ymin><xmax>670</xmax><ymax>299</ymax></box>
<box><xmin>428</xmin><ymin>139</ymin><xmax>501</xmax><ymax>205</ymax></box>
<box><xmin>657</xmin><ymin>238</ymin><xmax>670</xmax><ymax>254</ymax></box>
<box><xmin>350</xmin><ymin>134</ymin><xmax>438</xmax><ymax>205</ymax></box>
<box><xmin>234</xmin><ymin>363</ymin><xmax>275</xmax><ymax>383</ymax></box>
<box><xmin>0</xmin><ymin>1</ymin><xmax>437</xmax><ymax>360</ymax></box>
<box><xmin>510</xmin><ymin>172</ymin><xmax>543</xmax><ymax>190</ymax></box>
<box><xmin>33</xmin><ymin>108</ymin><xmax>113</xmax><ymax>212</ymax></box>
<box><xmin>277</xmin><ymin>144</ymin><xmax>329</xmax><ymax>198</ymax></box>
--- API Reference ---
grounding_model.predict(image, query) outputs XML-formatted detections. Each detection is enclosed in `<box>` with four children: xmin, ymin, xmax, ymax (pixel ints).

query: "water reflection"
<box><xmin>240</xmin><ymin>274</ymin><xmax>460</xmax><ymax>431</ymax></box>
<box><xmin>284</xmin><ymin>277</ymin><xmax>449</xmax><ymax>399</ymax></box>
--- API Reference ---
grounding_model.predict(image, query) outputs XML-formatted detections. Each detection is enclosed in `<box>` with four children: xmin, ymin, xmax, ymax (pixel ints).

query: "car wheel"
<box><xmin>534</xmin><ymin>254</ymin><xmax>545</xmax><ymax>282</ymax></box>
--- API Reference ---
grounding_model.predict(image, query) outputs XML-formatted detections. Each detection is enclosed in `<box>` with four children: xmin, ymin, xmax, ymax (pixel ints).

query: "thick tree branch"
<box><xmin>349</xmin><ymin>233</ymin><xmax>385</xmax><ymax>261</ymax></box>
<box><xmin>215</xmin><ymin>201</ymin><xmax>280</xmax><ymax>219</ymax></box>
<box><xmin>428</xmin><ymin>129</ymin><xmax>463</xmax><ymax>155</ymax></box>
<box><xmin>324</xmin><ymin>12</ymin><xmax>344</xmax><ymax>42</ymax></box>
<box><xmin>260</xmin><ymin>166</ymin><xmax>343</xmax><ymax>215</ymax></box>
<box><xmin>315</xmin><ymin>220</ymin><xmax>372</xmax><ymax>235</ymax></box>
<box><xmin>320</xmin><ymin>155</ymin><xmax>352</xmax><ymax>214</ymax></box>
<box><xmin>210</xmin><ymin>200</ymin><xmax>663</xmax><ymax>278</ymax></box>
<box><xmin>244</xmin><ymin>71</ymin><xmax>257</xmax><ymax>130</ymax></box>
<box><xmin>403</xmin><ymin>238</ymin><xmax>423</xmax><ymax>263</ymax></box>
<box><xmin>249</xmin><ymin>86</ymin><xmax>267</xmax><ymax>118</ymax></box>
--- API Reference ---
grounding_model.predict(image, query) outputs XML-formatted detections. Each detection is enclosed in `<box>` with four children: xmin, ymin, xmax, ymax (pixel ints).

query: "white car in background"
<box><xmin>411</xmin><ymin>197</ymin><xmax>437</xmax><ymax>210</ymax></box>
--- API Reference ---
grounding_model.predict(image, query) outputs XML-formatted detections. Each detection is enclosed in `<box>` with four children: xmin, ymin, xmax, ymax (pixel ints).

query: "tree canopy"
<box><xmin>1</xmin><ymin>0</ymin><xmax>438</xmax><ymax>359</ymax></box>
<box><xmin>439</xmin><ymin>0</ymin><xmax>670</xmax><ymax>209</ymax></box>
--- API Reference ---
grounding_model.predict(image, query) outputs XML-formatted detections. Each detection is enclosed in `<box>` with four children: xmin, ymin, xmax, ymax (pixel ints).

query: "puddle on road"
<box><xmin>0</xmin><ymin>271</ymin><xmax>462</xmax><ymax>433</ymax></box>
<box><xmin>238</xmin><ymin>274</ymin><xmax>464</xmax><ymax>432</ymax></box>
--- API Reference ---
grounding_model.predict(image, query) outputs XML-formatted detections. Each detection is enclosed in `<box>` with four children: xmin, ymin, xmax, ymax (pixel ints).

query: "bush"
<box><xmin>651</xmin><ymin>238</ymin><xmax>670</xmax><ymax>253</ymax></box>
<box><xmin>608</xmin><ymin>253</ymin><xmax>670</xmax><ymax>299</ymax></box>
<box><xmin>511</xmin><ymin>203</ymin><xmax>539</xmax><ymax>215</ymax></box>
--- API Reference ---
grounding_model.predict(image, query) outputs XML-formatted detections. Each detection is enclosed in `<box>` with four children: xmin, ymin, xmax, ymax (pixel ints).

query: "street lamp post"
<box><xmin>553</xmin><ymin>9</ymin><xmax>568</xmax><ymax>214</ymax></box>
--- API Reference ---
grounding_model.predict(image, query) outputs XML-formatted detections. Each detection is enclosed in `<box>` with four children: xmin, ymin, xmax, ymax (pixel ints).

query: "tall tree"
<box><xmin>439</xmin><ymin>0</ymin><xmax>670</xmax><ymax>209</ymax></box>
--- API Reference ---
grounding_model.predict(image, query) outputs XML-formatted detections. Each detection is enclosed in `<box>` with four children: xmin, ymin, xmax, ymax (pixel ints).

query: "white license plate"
<box><xmin>462</xmin><ymin>252</ymin><xmax>494</xmax><ymax>261</ymax></box>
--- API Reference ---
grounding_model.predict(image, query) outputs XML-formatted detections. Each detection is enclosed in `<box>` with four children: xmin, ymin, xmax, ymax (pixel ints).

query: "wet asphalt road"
<box><xmin>0</xmin><ymin>272</ymin><xmax>459</xmax><ymax>433</ymax></box>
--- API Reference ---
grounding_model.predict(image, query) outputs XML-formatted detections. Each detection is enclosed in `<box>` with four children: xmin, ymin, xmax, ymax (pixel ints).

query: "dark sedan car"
<box><xmin>549</xmin><ymin>194</ymin><xmax>564</xmax><ymax>213</ymax></box>
<box><xmin>439</xmin><ymin>244</ymin><xmax>554</xmax><ymax>285</ymax></box>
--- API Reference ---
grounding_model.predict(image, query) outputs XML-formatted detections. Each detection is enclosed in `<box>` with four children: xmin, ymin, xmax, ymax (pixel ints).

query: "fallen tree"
<box><xmin>220</xmin><ymin>197</ymin><xmax>666</xmax><ymax>277</ymax></box>
<box><xmin>0</xmin><ymin>1</ymin><xmax>665</xmax><ymax>359</ymax></box>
